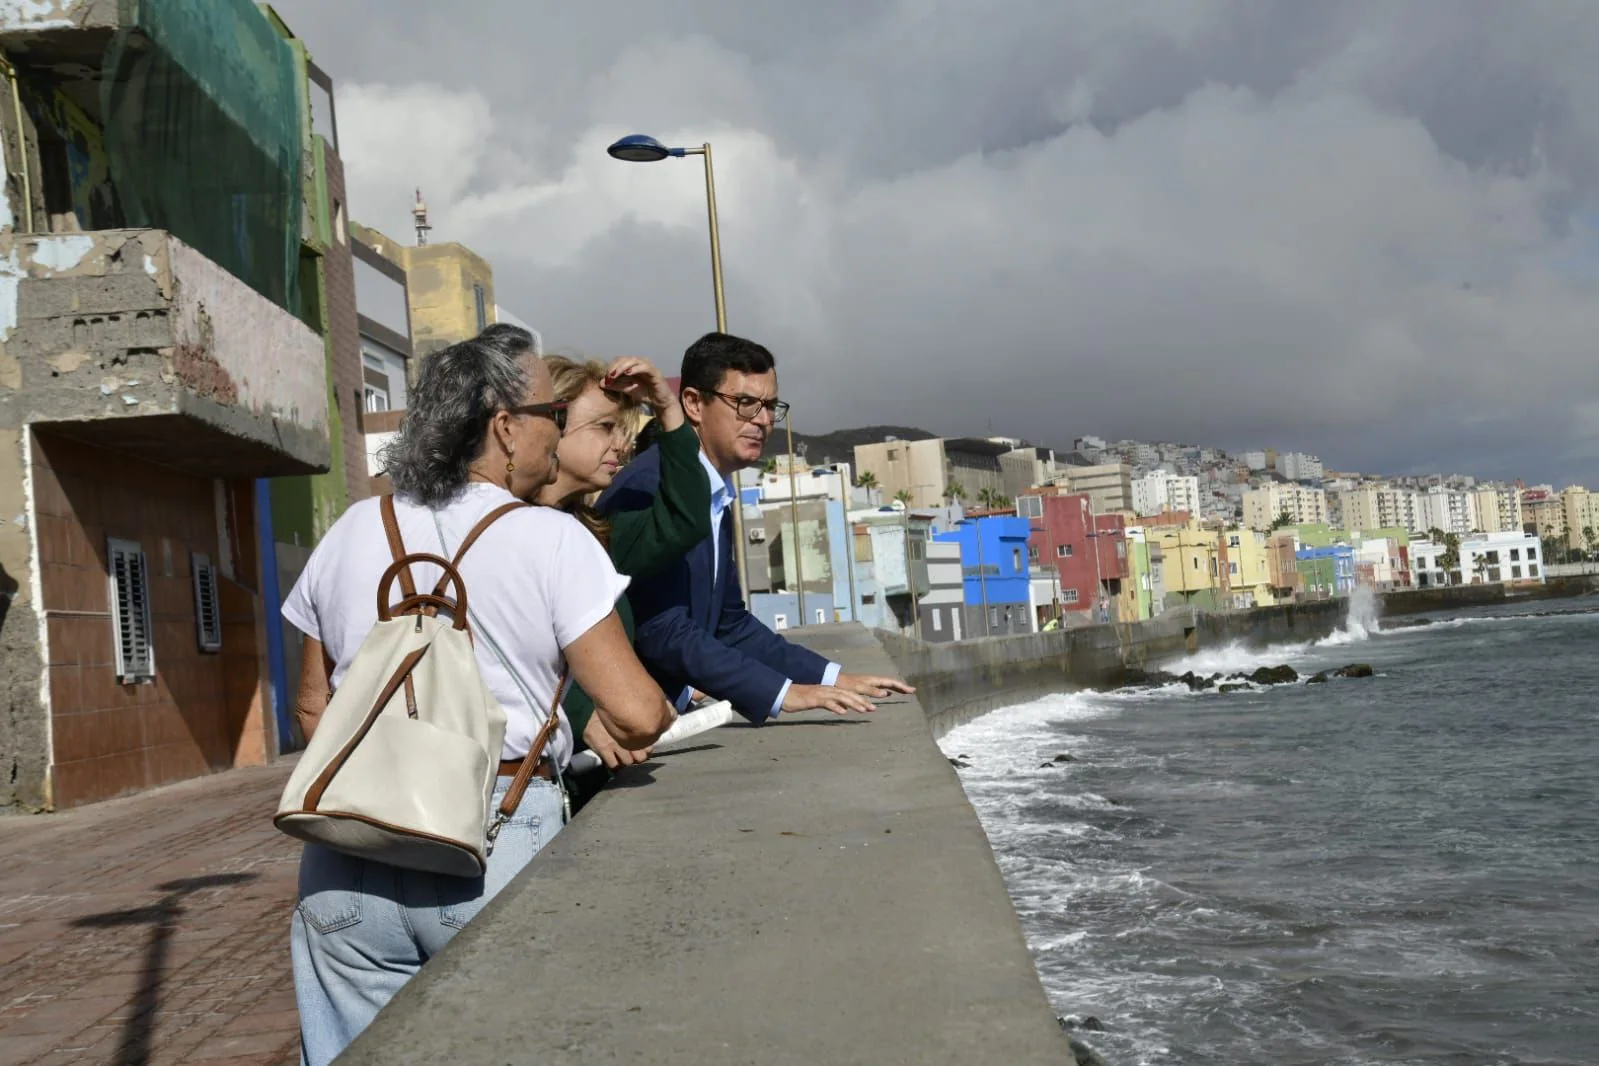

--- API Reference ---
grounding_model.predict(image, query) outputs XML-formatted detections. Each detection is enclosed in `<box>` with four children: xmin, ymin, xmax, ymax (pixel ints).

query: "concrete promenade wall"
<box><xmin>341</xmin><ymin>624</ymin><xmax>1074</xmax><ymax>1065</ymax></box>
<box><xmin>883</xmin><ymin>599</ymin><xmax>1350</xmax><ymax>734</ymax></box>
<box><xmin>1378</xmin><ymin>576</ymin><xmax>1599</xmax><ymax>617</ymax></box>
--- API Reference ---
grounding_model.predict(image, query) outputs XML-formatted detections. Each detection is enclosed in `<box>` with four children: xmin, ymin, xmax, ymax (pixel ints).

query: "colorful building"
<box><xmin>1019</xmin><ymin>489</ymin><xmax>1128</xmax><ymax>623</ymax></box>
<box><xmin>1295</xmin><ymin>545</ymin><xmax>1356</xmax><ymax>598</ymax></box>
<box><xmin>934</xmin><ymin>516</ymin><xmax>1034</xmax><ymax>637</ymax></box>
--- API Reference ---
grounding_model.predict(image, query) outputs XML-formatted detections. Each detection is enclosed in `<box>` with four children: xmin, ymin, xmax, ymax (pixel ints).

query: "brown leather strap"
<box><xmin>496</xmin><ymin>670</ymin><xmax>570</xmax><ymax>823</ymax></box>
<box><xmin>380</xmin><ymin>495</ymin><xmax>417</xmax><ymax>599</ymax></box>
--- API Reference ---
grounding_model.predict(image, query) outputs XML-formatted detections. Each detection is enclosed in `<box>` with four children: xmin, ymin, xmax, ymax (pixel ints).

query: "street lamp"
<box><xmin>608</xmin><ymin>132</ymin><xmax>746</xmax><ymax>592</ymax></box>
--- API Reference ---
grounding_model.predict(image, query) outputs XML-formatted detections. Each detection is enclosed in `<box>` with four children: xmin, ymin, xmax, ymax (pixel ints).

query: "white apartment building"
<box><xmin>1279</xmin><ymin>452</ymin><xmax>1324</xmax><ymax>482</ymax></box>
<box><xmin>1418</xmin><ymin>485</ymin><xmax>1475</xmax><ymax>537</ymax></box>
<box><xmin>1410</xmin><ymin>531</ymin><xmax>1544</xmax><ymax>588</ymax></box>
<box><xmin>1242</xmin><ymin>451</ymin><xmax>1268</xmax><ymax>471</ymax></box>
<box><xmin>1131</xmin><ymin>472</ymin><xmax>1202</xmax><ymax>517</ymax></box>
<box><xmin>1242</xmin><ymin>484</ymin><xmax>1329</xmax><ymax>531</ymax></box>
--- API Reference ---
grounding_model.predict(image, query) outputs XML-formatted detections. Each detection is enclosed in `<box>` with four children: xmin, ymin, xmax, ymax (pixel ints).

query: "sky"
<box><xmin>272</xmin><ymin>0</ymin><xmax>1599</xmax><ymax>487</ymax></box>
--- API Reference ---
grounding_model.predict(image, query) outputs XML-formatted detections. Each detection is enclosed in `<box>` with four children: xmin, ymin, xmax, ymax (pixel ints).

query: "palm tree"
<box><xmin>894</xmin><ymin>489</ymin><xmax>913</xmax><ymax>509</ymax></box>
<box><xmin>857</xmin><ymin>470</ymin><xmax>878</xmax><ymax>492</ymax></box>
<box><xmin>946</xmin><ymin>482</ymin><xmax>967</xmax><ymax>506</ymax></box>
<box><xmin>1439</xmin><ymin>532</ymin><xmax>1462</xmax><ymax>585</ymax></box>
<box><xmin>1268</xmin><ymin>510</ymin><xmax>1296</xmax><ymax>533</ymax></box>
<box><xmin>1584</xmin><ymin>525</ymin><xmax>1597</xmax><ymax>560</ymax></box>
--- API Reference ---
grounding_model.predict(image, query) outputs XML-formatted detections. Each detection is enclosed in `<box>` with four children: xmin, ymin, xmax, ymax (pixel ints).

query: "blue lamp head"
<box><xmin>607</xmin><ymin>134</ymin><xmax>684</xmax><ymax>162</ymax></box>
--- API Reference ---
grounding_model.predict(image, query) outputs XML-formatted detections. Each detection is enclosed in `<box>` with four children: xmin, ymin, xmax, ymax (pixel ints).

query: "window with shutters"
<box><xmin>107</xmin><ymin>538</ymin><xmax>155</xmax><ymax>682</ymax></box>
<box><xmin>192</xmin><ymin>553</ymin><xmax>222</xmax><ymax>652</ymax></box>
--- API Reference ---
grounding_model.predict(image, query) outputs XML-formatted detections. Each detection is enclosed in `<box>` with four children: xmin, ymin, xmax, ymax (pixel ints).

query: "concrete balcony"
<box><xmin>1</xmin><ymin>229</ymin><xmax>330</xmax><ymax>476</ymax></box>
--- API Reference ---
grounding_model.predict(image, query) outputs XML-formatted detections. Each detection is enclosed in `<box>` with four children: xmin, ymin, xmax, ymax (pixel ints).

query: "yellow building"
<box><xmin>1221</xmin><ymin>527</ymin><xmax>1279</xmax><ymax>607</ymax></box>
<box><xmin>1149</xmin><ymin>522</ymin><xmax>1223</xmax><ymax>608</ymax></box>
<box><xmin>1562</xmin><ymin>486</ymin><xmax>1599</xmax><ymax>554</ymax></box>
<box><xmin>352</xmin><ymin>223</ymin><xmax>497</xmax><ymax>360</ymax></box>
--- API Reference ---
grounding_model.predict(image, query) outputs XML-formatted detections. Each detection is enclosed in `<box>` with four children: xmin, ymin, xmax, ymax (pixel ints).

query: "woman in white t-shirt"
<box><xmin>282</xmin><ymin>324</ymin><xmax>673</xmax><ymax>1066</ymax></box>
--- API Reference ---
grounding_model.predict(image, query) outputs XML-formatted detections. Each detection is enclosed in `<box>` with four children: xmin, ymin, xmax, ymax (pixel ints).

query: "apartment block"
<box><xmin>1562</xmin><ymin>486</ymin><xmax>1599</xmax><ymax>554</ymax></box>
<box><xmin>1059</xmin><ymin>462</ymin><xmax>1134</xmax><ymax>514</ymax></box>
<box><xmin>1278</xmin><ymin>452</ymin><xmax>1324</xmax><ymax>482</ymax></box>
<box><xmin>1132</xmin><ymin>472</ymin><xmax>1200</xmax><ymax>517</ymax></box>
<box><xmin>1469</xmin><ymin>484</ymin><xmax>1522</xmax><ymax>534</ymax></box>
<box><xmin>1521</xmin><ymin>488</ymin><xmax>1566</xmax><ymax>541</ymax></box>
<box><xmin>352</xmin><ymin>222</ymin><xmax>496</xmax><ymax>361</ymax></box>
<box><xmin>1417</xmin><ymin>485</ymin><xmax>1474</xmax><ymax>537</ymax></box>
<box><xmin>1242</xmin><ymin>484</ymin><xmax>1329</xmax><ymax>532</ymax></box>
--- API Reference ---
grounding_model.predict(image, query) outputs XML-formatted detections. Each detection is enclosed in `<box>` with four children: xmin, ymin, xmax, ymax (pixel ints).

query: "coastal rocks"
<box><xmin>1058</xmin><ymin>1015</ymin><xmax>1107</xmax><ymax>1032</ymax></box>
<box><xmin>1068</xmin><ymin>1040</ymin><xmax>1108</xmax><ymax>1066</ymax></box>
<box><xmin>1250</xmin><ymin>664</ymin><xmax>1300</xmax><ymax>685</ymax></box>
<box><xmin>1057</xmin><ymin>1017</ymin><xmax>1109</xmax><ymax>1066</ymax></box>
<box><xmin>1118</xmin><ymin>660</ymin><xmax>1367</xmax><ymax>695</ymax></box>
<box><xmin>948</xmin><ymin>755</ymin><xmax>972</xmax><ymax>769</ymax></box>
<box><xmin>1038</xmin><ymin>753</ymin><xmax>1078</xmax><ymax>768</ymax></box>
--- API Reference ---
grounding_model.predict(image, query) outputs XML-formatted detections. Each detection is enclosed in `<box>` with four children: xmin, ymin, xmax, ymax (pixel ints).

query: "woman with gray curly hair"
<box><xmin>281</xmin><ymin>324</ymin><xmax>673</xmax><ymax>1065</ymax></box>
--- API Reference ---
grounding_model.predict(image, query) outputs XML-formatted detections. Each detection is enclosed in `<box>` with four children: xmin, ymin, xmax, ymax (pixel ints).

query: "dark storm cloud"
<box><xmin>272</xmin><ymin>0</ymin><xmax>1599</xmax><ymax>485</ymax></box>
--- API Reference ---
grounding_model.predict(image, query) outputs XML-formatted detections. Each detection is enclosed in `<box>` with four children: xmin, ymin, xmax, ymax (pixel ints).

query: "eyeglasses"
<box><xmin>701</xmin><ymin>389</ymin><xmax>790</xmax><ymax>423</ymax></box>
<box><xmin>505</xmin><ymin>401</ymin><xmax>568</xmax><ymax>431</ymax></box>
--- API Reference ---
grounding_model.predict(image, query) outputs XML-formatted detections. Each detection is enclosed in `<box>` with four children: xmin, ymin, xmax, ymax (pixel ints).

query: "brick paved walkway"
<box><xmin>0</xmin><ymin>761</ymin><xmax>302</xmax><ymax>1066</ymax></box>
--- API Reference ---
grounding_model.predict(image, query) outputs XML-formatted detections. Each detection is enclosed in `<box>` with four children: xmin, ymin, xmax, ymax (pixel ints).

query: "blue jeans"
<box><xmin>291</xmin><ymin>776</ymin><xmax>564</xmax><ymax>1066</ymax></box>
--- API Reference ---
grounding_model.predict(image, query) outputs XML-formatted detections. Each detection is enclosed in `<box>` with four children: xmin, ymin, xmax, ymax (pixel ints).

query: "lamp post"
<box><xmin>608</xmin><ymin>133</ymin><xmax>747</xmax><ymax>592</ymax></box>
<box><xmin>1081</xmin><ymin>497</ymin><xmax>1106</xmax><ymax>624</ymax></box>
<box><xmin>785</xmin><ymin>418</ymin><xmax>806</xmax><ymax>625</ymax></box>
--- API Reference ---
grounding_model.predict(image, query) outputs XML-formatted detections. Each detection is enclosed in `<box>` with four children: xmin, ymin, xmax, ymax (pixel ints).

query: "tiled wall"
<box><xmin>31</xmin><ymin>432</ymin><xmax>270</xmax><ymax>808</ymax></box>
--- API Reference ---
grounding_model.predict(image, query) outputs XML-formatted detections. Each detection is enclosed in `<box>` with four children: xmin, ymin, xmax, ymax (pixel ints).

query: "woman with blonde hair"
<box><xmin>534</xmin><ymin>352</ymin><xmax>710</xmax><ymax>771</ymax></box>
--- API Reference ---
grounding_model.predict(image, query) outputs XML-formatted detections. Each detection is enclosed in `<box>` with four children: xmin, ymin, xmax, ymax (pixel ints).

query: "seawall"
<box><xmin>340</xmin><ymin>624</ymin><xmax>1075</xmax><ymax>1065</ymax></box>
<box><xmin>1378</xmin><ymin>576</ymin><xmax>1598</xmax><ymax>617</ymax></box>
<box><xmin>881</xmin><ymin>599</ymin><xmax>1350</xmax><ymax>734</ymax></box>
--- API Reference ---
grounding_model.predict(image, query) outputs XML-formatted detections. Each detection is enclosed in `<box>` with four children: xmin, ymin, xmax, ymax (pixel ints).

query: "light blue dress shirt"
<box><xmin>677</xmin><ymin>451</ymin><xmax>840</xmax><ymax>718</ymax></box>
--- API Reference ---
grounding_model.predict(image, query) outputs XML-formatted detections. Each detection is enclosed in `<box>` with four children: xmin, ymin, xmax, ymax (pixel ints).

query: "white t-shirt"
<box><xmin>282</xmin><ymin>483</ymin><xmax>629</xmax><ymax>769</ymax></box>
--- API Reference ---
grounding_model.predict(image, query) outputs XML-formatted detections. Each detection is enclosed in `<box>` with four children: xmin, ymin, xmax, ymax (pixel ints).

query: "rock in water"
<box><xmin>1219</xmin><ymin>683</ymin><xmax>1250</xmax><ymax>693</ymax></box>
<box><xmin>1057</xmin><ymin>1015</ymin><xmax>1107</xmax><ymax>1032</ymax></box>
<box><xmin>1250</xmin><ymin>664</ymin><xmax>1300</xmax><ymax>685</ymax></box>
<box><xmin>1337</xmin><ymin>663</ymin><xmax>1375</xmax><ymax>678</ymax></box>
<box><xmin>1307</xmin><ymin>671</ymin><xmax>1330</xmax><ymax>684</ymax></box>
<box><xmin>1053</xmin><ymin>753</ymin><xmax>1077</xmax><ymax>763</ymax></box>
<box><xmin>1068</xmin><ymin>1037</ymin><xmax>1109</xmax><ymax>1066</ymax></box>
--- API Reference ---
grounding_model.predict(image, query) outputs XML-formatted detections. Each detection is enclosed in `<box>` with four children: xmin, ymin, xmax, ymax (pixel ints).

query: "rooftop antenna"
<box><xmin>413</xmin><ymin>188</ymin><xmax>431</xmax><ymax>246</ymax></box>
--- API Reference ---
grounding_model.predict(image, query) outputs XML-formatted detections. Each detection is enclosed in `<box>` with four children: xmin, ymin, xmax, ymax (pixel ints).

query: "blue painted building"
<box><xmin>1295</xmin><ymin>544</ymin><xmax>1356</xmax><ymax>597</ymax></box>
<box><xmin>934</xmin><ymin>516</ymin><xmax>1034</xmax><ymax>637</ymax></box>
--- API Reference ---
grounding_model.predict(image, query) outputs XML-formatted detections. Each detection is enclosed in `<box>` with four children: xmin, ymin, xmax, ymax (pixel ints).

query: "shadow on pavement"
<box><xmin>72</xmin><ymin>873</ymin><xmax>259</xmax><ymax>1066</ymax></box>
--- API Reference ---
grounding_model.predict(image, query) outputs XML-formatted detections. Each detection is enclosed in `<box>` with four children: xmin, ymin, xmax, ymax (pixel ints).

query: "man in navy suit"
<box><xmin>598</xmin><ymin>332</ymin><xmax>913</xmax><ymax>723</ymax></box>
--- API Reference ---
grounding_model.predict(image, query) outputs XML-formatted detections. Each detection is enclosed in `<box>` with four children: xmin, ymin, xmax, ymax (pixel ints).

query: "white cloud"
<box><xmin>283</xmin><ymin>0</ymin><xmax>1599</xmax><ymax>484</ymax></box>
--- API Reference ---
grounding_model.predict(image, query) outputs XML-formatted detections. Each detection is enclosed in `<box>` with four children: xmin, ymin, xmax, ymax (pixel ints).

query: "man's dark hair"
<box><xmin>680</xmin><ymin>332</ymin><xmax>776</xmax><ymax>396</ymax></box>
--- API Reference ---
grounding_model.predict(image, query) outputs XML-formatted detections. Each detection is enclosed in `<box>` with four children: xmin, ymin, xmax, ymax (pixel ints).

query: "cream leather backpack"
<box><xmin>275</xmin><ymin>495</ymin><xmax>558</xmax><ymax>877</ymax></box>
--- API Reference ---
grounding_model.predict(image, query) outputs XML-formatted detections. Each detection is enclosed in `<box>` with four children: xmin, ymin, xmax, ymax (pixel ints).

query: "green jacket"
<box><xmin>563</xmin><ymin>422</ymin><xmax>711</xmax><ymax>740</ymax></box>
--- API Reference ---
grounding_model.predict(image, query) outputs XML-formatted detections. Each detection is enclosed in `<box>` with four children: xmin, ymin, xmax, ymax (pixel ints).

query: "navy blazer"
<box><xmin>597</xmin><ymin>445</ymin><xmax>832</xmax><ymax>723</ymax></box>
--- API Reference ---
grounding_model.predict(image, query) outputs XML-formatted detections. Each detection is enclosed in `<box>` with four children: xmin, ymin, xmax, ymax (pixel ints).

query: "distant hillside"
<box><xmin>761</xmin><ymin>425</ymin><xmax>939</xmax><ymax>464</ymax></box>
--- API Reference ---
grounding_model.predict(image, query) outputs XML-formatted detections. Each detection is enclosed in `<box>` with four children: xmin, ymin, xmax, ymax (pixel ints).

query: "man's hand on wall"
<box><xmin>834</xmin><ymin>673</ymin><xmax>916</xmax><ymax>699</ymax></box>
